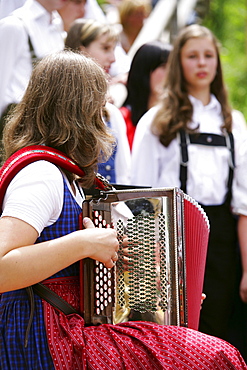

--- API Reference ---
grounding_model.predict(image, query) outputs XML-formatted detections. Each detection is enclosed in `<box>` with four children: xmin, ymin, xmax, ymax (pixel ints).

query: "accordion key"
<box><xmin>81</xmin><ymin>187</ymin><xmax>209</xmax><ymax>330</ymax></box>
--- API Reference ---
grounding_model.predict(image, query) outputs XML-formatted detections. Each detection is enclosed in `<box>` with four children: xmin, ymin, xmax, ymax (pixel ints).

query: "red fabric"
<box><xmin>0</xmin><ymin>146</ymin><xmax>86</xmax><ymax>209</ymax></box>
<box><xmin>42</xmin><ymin>278</ymin><xmax>247</xmax><ymax>370</ymax></box>
<box><xmin>119</xmin><ymin>107</ymin><xmax>136</xmax><ymax>151</ymax></box>
<box><xmin>0</xmin><ymin>146</ymin><xmax>109</xmax><ymax>212</ymax></box>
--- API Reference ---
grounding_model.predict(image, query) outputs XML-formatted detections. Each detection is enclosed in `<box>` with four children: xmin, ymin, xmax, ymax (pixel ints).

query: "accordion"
<box><xmin>80</xmin><ymin>187</ymin><xmax>209</xmax><ymax>331</ymax></box>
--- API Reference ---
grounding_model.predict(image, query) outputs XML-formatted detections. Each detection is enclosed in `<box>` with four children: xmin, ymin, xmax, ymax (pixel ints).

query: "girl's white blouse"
<box><xmin>131</xmin><ymin>95</ymin><xmax>247</xmax><ymax>214</ymax></box>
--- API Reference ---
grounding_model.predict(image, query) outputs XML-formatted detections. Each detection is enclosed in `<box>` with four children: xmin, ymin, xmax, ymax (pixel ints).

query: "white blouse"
<box><xmin>1</xmin><ymin>161</ymin><xmax>84</xmax><ymax>235</ymax></box>
<box><xmin>0</xmin><ymin>0</ymin><xmax>64</xmax><ymax>116</ymax></box>
<box><xmin>131</xmin><ymin>95</ymin><xmax>247</xmax><ymax>214</ymax></box>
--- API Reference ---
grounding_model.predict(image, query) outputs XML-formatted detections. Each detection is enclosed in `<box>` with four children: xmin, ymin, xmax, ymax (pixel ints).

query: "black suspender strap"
<box><xmin>178</xmin><ymin>130</ymin><xmax>235</xmax><ymax>198</ymax></box>
<box><xmin>179</xmin><ymin>130</ymin><xmax>189</xmax><ymax>193</ymax></box>
<box><xmin>27</xmin><ymin>35</ymin><xmax>38</xmax><ymax>65</ymax></box>
<box><xmin>17</xmin><ymin>17</ymin><xmax>39</xmax><ymax>66</ymax></box>
<box><xmin>226</xmin><ymin>132</ymin><xmax>235</xmax><ymax>202</ymax></box>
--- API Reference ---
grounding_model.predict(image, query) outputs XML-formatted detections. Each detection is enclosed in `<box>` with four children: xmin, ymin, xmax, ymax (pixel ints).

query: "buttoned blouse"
<box><xmin>0</xmin><ymin>0</ymin><xmax>64</xmax><ymax>116</ymax></box>
<box><xmin>131</xmin><ymin>95</ymin><xmax>247</xmax><ymax>214</ymax></box>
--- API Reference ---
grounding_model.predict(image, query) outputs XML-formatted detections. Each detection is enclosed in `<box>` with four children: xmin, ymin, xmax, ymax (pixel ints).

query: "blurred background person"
<box><xmin>118</xmin><ymin>0</ymin><xmax>151</xmax><ymax>53</ymax></box>
<box><xmin>58</xmin><ymin>0</ymin><xmax>108</xmax><ymax>34</ymax></box>
<box><xmin>131</xmin><ymin>25</ymin><xmax>247</xmax><ymax>354</ymax></box>
<box><xmin>0</xmin><ymin>0</ymin><xmax>26</xmax><ymax>19</ymax></box>
<box><xmin>0</xmin><ymin>0</ymin><xmax>67</xmax><ymax>130</ymax></box>
<box><xmin>58</xmin><ymin>0</ymin><xmax>130</xmax><ymax>98</ymax></box>
<box><xmin>58</xmin><ymin>0</ymin><xmax>86</xmax><ymax>32</ymax></box>
<box><xmin>65</xmin><ymin>18</ymin><xmax>131</xmax><ymax>184</ymax></box>
<box><xmin>120</xmin><ymin>40</ymin><xmax>172</xmax><ymax>150</ymax></box>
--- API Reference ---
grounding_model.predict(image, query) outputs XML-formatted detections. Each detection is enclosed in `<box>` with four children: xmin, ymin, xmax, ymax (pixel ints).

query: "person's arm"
<box><xmin>231</xmin><ymin>126</ymin><xmax>247</xmax><ymax>303</ymax></box>
<box><xmin>238</xmin><ymin>214</ymin><xmax>247</xmax><ymax>303</ymax></box>
<box><xmin>0</xmin><ymin>17</ymin><xmax>28</xmax><ymax>115</ymax></box>
<box><xmin>0</xmin><ymin>216</ymin><xmax>119</xmax><ymax>293</ymax></box>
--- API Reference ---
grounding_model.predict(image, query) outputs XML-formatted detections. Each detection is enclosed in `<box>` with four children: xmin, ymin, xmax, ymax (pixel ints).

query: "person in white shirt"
<box><xmin>131</xmin><ymin>24</ymin><xmax>247</xmax><ymax>355</ymax></box>
<box><xmin>65</xmin><ymin>18</ymin><xmax>131</xmax><ymax>184</ymax></box>
<box><xmin>58</xmin><ymin>0</ymin><xmax>86</xmax><ymax>33</ymax></box>
<box><xmin>0</xmin><ymin>0</ymin><xmax>26</xmax><ymax>19</ymax></box>
<box><xmin>0</xmin><ymin>0</ymin><xmax>68</xmax><ymax>119</ymax></box>
<box><xmin>58</xmin><ymin>1</ymin><xmax>130</xmax><ymax>105</ymax></box>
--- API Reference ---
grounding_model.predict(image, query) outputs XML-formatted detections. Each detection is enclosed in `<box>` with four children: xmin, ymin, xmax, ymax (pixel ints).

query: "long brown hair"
<box><xmin>152</xmin><ymin>24</ymin><xmax>232</xmax><ymax>147</ymax></box>
<box><xmin>65</xmin><ymin>19</ymin><xmax>119</xmax><ymax>121</ymax></box>
<box><xmin>3</xmin><ymin>50</ymin><xmax>115</xmax><ymax>187</ymax></box>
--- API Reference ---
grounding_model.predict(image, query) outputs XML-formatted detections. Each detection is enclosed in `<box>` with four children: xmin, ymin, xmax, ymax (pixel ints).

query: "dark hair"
<box><xmin>123</xmin><ymin>41</ymin><xmax>172</xmax><ymax>126</ymax></box>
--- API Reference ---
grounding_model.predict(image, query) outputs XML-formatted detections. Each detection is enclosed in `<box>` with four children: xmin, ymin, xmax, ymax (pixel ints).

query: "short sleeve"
<box><xmin>2</xmin><ymin>161</ymin><xmax>64</xmax><ymax>235</ymax></box>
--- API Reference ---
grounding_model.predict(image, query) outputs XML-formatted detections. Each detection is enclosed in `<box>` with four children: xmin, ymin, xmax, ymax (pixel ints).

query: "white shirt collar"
<box><xmin>189</xmin><ymin>94</ymin><xmax>222</xmax><ymax>114</ymax></box>
<box><xmin>188</xmin><ymin>94</ymin><xmax>223</xmax><ymax>131</ymax></box>
<box><xmin>18</xmin><ymin>0</ymin><xmax>62</xmax><ymax>25</ymax></box>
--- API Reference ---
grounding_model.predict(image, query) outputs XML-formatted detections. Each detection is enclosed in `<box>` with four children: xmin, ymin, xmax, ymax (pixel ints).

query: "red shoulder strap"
<box><xmin>0</xmin><ymin>145</ymin><xmax>109</xmax><ymax>210</ymax></box>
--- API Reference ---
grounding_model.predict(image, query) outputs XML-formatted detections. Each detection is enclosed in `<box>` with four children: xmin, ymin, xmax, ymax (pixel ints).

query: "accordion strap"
<box><xmin>0</xmin><ymin>145</ymin><xmax>111</xmax><ymax>210</ymax></box>
<box><xmin>0</xmin><ymin>145</ymin><xmax>112</xmax><ymax>346</ymax></box>
<box><xmin>24</xmin><ymin>283</ymin><xmax>80</xmax><ymax>348</ymax></box>
<box><xmin>32</xmin><ymin>283</ymin><xmax>80</xmax><ymax>315</ymax></box>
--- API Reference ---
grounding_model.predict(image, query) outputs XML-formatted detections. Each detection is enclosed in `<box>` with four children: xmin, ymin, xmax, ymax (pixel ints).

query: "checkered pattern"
<box><xmin>44</xmin><ymin>280</ymin><xmax>247</xmax><ymax>370</ymax></box>
<box><xmin>0</xmin><ymin>179</ymin><xmax>81</xmax><ymax>369</ymax></box>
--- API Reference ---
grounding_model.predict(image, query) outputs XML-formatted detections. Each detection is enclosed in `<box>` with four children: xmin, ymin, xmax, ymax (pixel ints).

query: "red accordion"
<box><xmin>80</xmin><ymin>187</ymin><xmax>209</xmax><ymax>331</ymax></box>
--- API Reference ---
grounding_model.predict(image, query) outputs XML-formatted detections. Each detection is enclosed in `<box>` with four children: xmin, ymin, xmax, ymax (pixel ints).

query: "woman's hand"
<box><xmin>240</xmin><ymin>272</ymin><xmax>247</xmax><ymax>303</ymax></box>
<box><xmin>201</xmin><ymin>293</ymin><xmax>206</xmax><ymax>309</ymax></box>
<box><xmin>0</xmin><ymin>216</ymin><xmax>119</xmax><ymax>291</ymax></box>
<box><xmin>83</xmin><ymin>217</ymin><xmax>119</xmax><ymax>268</ymax></box>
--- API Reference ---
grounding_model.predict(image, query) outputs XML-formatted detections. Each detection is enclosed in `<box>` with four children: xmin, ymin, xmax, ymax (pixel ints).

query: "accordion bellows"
<box><xmin>81</xmin><ymin>187</ymin><xmax>209</xmax><ymax>331</ymax></box>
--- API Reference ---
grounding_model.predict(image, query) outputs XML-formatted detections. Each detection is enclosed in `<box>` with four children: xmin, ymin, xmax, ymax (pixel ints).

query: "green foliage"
<box><xmin>96</xmin><ymin>0</ymin><xmax>106</xmax><ymax>9</ymax></box>
<box><xmin>203</xmin><ymin>0</ymin><xmax>247</xmax><ymax>120</ymax></box>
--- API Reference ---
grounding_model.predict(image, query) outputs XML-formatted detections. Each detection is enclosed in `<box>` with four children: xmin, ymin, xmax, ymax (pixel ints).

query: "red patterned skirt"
<box><xmin>42</xmin><ymin>277</ymin><xmax>247</xmax><ymax>370</ymax></box>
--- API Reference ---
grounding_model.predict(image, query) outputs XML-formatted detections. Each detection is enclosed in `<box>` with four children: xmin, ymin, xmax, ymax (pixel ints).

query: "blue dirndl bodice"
<box><xmin>98</xmin><ymin>120</ymin><xmax>117</xmax><ymax>183</ymax></box>
<box><xmin>0</xmin><ymin>178</ymin><xmax>82</xmax><ymax>369</ymax></box>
